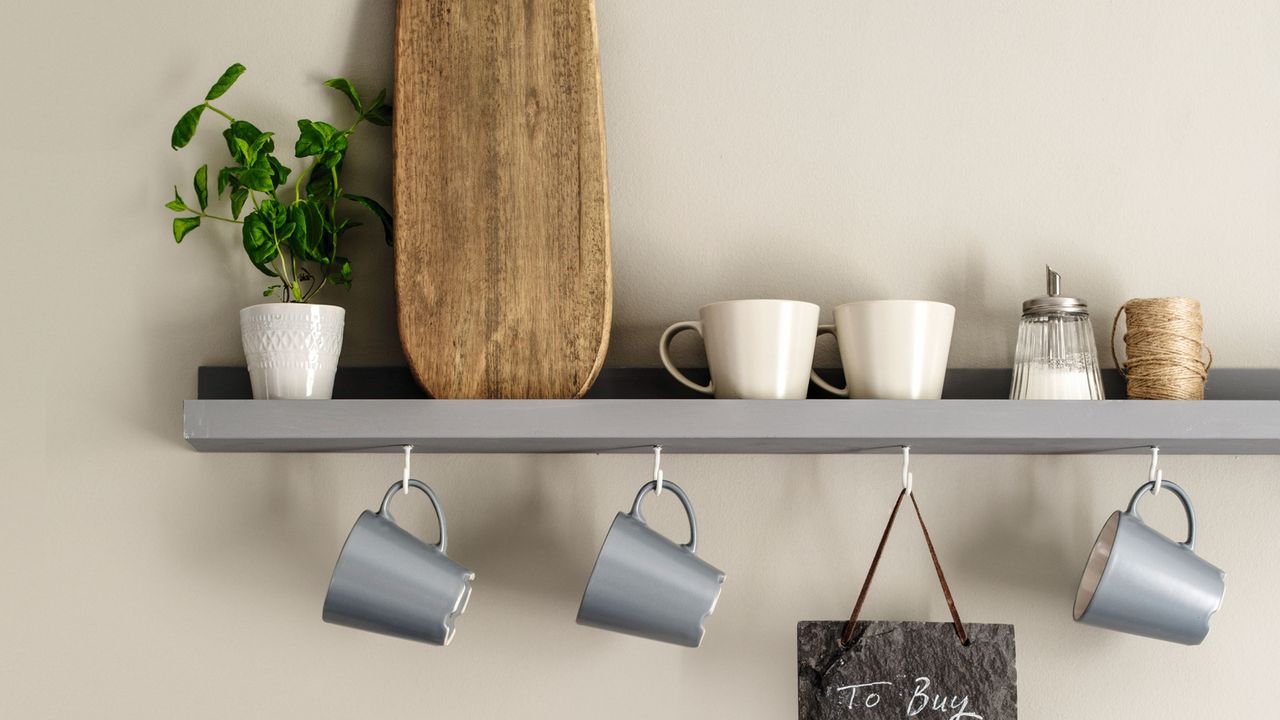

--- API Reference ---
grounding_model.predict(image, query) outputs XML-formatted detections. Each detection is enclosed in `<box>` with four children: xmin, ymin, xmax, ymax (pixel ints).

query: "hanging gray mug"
<box><xmin>1073</xmin><ymin>480</ymin><xmax>1225</xmax><ymax>645</ymax></box>
<box><xmin>577</xmin><ymin>480</ymin><xmax>725</xmax><ymax>648</ymax></box>
<box><xmin>322</xmin><ymin>480</ymin><xmax>475</xmax><ymax>646</ymax></box>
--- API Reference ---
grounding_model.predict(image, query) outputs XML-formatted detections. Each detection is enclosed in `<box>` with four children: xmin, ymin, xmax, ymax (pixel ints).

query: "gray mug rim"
<box><xmin>1073</xmin><ymin>510</ymin><xmax>1121</xmax><ymax>621</ymax></box>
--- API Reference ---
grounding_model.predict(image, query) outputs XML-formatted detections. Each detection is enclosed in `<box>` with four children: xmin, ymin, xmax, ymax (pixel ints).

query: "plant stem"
<box><xmin>193</xmin><ymin>209</ymin><xmax>242</xmax><ymax>224</ymax></box>
<box><xmin>205</xmin><ymin>103</ymin><xmax>235</xmax><ymax>122</ymax></box>
<box><xmin>293</xmin><ymin>157</ymin><xmax>321</xmax><ymax>203</ymax></box>
<box><xmin>274</xmin><ymin>260</ymin><xmax>290</xmax><ymax>303</ymax></box>
<box><xmin>250</xmin><ymin>190</ymin><xmax>295</xmax><ymax>298</ymax></box>
<box><xmin>302</xmin><ymin>274</ymin><xmax>328</xmax><ymax>303</ymax></box>
<box><xmin>328</xmin><ymin>166</ymin><xmax>342</xmax><ymax>265</ymax></box>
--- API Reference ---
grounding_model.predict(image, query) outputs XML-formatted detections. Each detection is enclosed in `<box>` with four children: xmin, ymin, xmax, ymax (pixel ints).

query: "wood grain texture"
<box><xmin>394</xmin><ymin>0</ymin><xmax>612</xmax><ymax>399</ymax></box>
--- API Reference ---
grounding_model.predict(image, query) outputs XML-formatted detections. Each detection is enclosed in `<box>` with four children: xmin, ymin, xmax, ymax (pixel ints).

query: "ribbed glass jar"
<box><xmin>1010</xmin><ymin>311</ymin><xmax>1104</xmax><ymax>399</ymax></box>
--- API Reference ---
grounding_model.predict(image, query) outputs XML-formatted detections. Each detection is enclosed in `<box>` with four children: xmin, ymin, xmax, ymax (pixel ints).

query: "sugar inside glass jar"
<box><xmin>1010</xmin><ymin>267</ymin><xmax>1104</xmax><ymax>399</ymax></box>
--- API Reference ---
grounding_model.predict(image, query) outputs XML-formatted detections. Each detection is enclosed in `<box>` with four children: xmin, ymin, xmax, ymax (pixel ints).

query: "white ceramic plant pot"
<box><xmin>240</xmin><ymin>303</ymin><xmax>345</xmax><ymax>399</ymax></box>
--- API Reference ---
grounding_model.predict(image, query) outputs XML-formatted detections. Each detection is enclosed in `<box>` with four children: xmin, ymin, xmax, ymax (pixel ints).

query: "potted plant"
<box><xmin>166</xmin><ymin>64</ymin><xmax>393</xmax><ymax>399</ymax></box>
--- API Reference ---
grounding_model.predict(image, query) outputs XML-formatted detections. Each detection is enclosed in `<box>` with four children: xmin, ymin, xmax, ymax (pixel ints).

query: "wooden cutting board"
<box><xmin>394</xmin><ymin>0</ymin><xmax>612</xmax><ymax>399</ymax></box>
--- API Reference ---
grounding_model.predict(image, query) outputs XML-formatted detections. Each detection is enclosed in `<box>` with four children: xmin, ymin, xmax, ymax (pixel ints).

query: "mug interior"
<box><xmin>1074</xmin><ymin>511</ymin><xmax>1121</xmax><ymax>619</ymax></box>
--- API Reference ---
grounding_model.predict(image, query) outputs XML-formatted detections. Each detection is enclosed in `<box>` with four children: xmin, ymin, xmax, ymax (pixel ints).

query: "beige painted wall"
<box><xmin>3</xmin><ymin>0</ymin><xmax>1279</xmax><ymax>717</ymax></box>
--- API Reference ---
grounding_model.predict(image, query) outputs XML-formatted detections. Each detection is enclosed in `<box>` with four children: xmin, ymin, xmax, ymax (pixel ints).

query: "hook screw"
<box><xmin>1148</xmin><ymin>446</ymin><xmax>1163</xmax><ymax>496</ymax></box>
<box><xmin>402</xmin><ymin>445</ymin><xmax>414</xmax><ymax>494</ymax></box>
<box><xmin>901</xmin><ymin>446</ymin><xmax>913</xmax><ymax>495</ymax></box>
<box><xmin>653</xmin><ymin>445</ymin><xmax>665</xmax><ymax>495</ymax></box>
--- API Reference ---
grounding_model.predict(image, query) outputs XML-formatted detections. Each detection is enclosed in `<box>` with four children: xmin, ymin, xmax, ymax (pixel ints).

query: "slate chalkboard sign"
<box><xmin>797</xmin><ymin>620</ymin><xmax>1017</xmax><ymax>720</ymax></box>
<box><xmin>798</xmin><ymin>489</ymin><xmax>1018</xmax><ymax>719</ymax></box>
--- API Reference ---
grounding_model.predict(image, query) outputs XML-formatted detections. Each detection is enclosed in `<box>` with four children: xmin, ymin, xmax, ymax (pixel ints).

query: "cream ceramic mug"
<box><xmin>659</xmin><ymin>299</ymin><xmax>820</xmax><ymax>399</ymax></box>
<box><xmin>810</xmin><ymin>300</ymin><xmax>955</xmax><ymax>399</ymax></box>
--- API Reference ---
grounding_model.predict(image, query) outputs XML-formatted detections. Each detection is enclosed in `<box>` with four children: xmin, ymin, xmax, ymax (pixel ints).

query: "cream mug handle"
<box><xmin>810</xmin><ymin>324</ymin><xmax>850</xmax><ymax>397</ymax></box>
<box><xmin>659</xmin><ymin>321</ymin><xmax>715</xmax><ymax>396</ymax></box>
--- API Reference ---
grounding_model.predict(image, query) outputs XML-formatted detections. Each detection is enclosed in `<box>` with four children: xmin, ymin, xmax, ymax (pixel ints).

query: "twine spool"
<box><xmin>1110</xmin><ymin>298</ymin><xmax>1213</xmax><ymax>400</ymax></box>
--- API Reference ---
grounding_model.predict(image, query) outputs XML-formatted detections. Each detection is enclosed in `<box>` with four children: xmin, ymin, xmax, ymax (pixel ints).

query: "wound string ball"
<box><xmin>1110</xmin><ymin>297</ymin><xmax>1212</xmax><ymax>400</ymax></box>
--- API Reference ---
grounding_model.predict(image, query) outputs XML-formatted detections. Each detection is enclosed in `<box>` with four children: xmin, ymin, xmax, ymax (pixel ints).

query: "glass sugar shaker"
<box><xmin>1010</xmin><ymin>266</ymin><xmax>1104</xmax><ymax>399</ymax></box>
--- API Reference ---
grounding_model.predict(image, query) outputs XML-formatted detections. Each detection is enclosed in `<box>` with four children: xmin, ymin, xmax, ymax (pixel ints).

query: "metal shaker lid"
<box><xmin>1022</xmin><ymin>266</ymin><xmax>1088</xmax><ymax>315</ymax></box>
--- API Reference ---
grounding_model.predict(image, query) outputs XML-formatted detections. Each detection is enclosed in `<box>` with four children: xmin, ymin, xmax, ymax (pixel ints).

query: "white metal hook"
<box><xmin>901</xmin><ymin>446</ymin><xmax>913</xmax><ymax>495</ymax></box>
<box><xmin>653</xmin><ymin>445</ymin><xmax>665</xmax><ymax>496</ymax></box>
<box><xmin>402</xmin><ymin>445</ymin><xmax>414</xmax><ymax>495</ymax></box>
<box><xmin>1148</xmin><ymin>446</ymin><xmax>1162</xmax><ymax>496</ymax></box>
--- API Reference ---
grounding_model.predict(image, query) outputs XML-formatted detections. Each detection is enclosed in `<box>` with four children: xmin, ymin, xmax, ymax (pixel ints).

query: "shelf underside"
<box><xmin>185</xmin><ymin>368</ymin><xmax>1280</xmax><ymax>455</ymax></box>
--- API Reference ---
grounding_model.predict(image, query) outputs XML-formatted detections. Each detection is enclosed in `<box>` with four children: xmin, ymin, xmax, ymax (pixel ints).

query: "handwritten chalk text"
<box><xmin>834</xmin><ymin>676</ymin><xmax>982</xmax><ymax>720</ymax></box>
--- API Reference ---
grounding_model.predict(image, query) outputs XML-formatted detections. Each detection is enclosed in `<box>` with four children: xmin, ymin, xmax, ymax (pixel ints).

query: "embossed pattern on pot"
<box><xmin>239</xmin><ymin>304</ymin><xmax>345</xmax><ymax>399</ymax></box>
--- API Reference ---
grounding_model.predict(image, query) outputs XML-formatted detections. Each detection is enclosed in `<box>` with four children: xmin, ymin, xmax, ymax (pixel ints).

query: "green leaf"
<box><xmin>249</xmin><ymin>132</ymin><xmax>274</xmax><ymax>156</ymax></box>
<box><xmin>363</xmin><ymin>90</ymin><xmax>392</xmax><ymax>126</ymax></box>
<box><xmin>343</xmin><ymin>193</ymin><xmax>393</xmax><ymax>245</ymax></box>
<box><xmin>217</xmin><ymin>166</ymin><xmax>236</xmax><ymax>196</ymax></box>
<box><xmin>193</xmin><ymin>165</ymin><xmax>209</xmax><ymax>211</ymax></box>
<box><xmin>228</xmin><ymin>142</ymin><xmax>284</xmax><ymax>193</ymax></box>
<box><xmin>223</xmin><ymin>121</ymin><xmax>272</xmax><ymax>161</ymax></box>
<box><xmin>287</xmin><ymin>203</ymin><xmax>311</xmax><ymax>261</ymax></box>
<box><xmin>237</xmin><ymin>163</ymin><xmax>275</xmax><ymax>193</ymax></box>
<box><xmin>324</xmin><ymin>78</ymin><xmax>362</xmax><ymax>114</ymax></box>
<box><xmin>230</xmin><ymin>187</ymin><xmax>249</xmax><ymax>219</ymax></box>
<box><xmin>258</xmin><ymin>198</ymin><xmax>285</xmax><ymax>226</ymax></box>
<box><xmin>241</xmin><ymin>211</ymin><xmax>280</xmax><ymax>275</ymax></box>
<box><xmin>327</xmin><ymin>256</ymin><xmax>353</xmax><ymax>288</ymax></box>
<box><xmin>336</xmin><ymin>219</ymin><xmax>363</xmax><ymax>236</ymax></box>
<box><xmin>288</xmin><ymin>200</ymin><xmax>325</xmax><ymax>262</ymax></box>
<box><xmin>364</xmin><ymin>103</ymin><xmax>392</xmax><ymax>126</ymax></box>
<box><xmin>170</xmin><ymin>104</ymin><xmax>206</xmax><ymax>149</ymax></box>
<box><xmin>263</xmin><ymin>284</ymin><xmax>281</xmax><ymax>297</ymax></box>
<box><xmin>304</xmin><ymin>201</ymin><xmax>330</xmax><ymax>257</ymax></box>
<box><xmin>294</xmin><ymin>120</ymin><xmax>323</xmax><ymax>157</ymax></box>
<box><xmin>361</xmin><ymin>88</ymin><xmax>391</xmax><ymax>125</ymax></box>
<box><xmin>166</xmin><ymin>186</ymin><xmax>188</xmax><ymax>212</ymax></box>
<box><xmin>268</xmin><ymin>156</ymin><xmax>291</xmax><ymax>187</ymax></box>
<box><xmin>294</xmin><ymin>119</ymin><xmax>339</xmax><ymax>158</ymax></box>
<box><xmin>172</xmin><ymin>216</ymin><xmax>201</xmax><ymax>243</ymax></box>
<box><xmin>305</xmin><ymin>161</ymin><xmax>339</xmax><ymax>200</ymax></box>
<box><xmin>234</xmin><ymin>137</ymin><xmax>255</xmax><ymax>166</ymax></box>
<box><xmin>318</xmin><ymin>136</ymin><xmax>348</xmax><ymax>169</ymax></box>
<box><xmin>205</xmin><ymin>63</ymin><xmax>246</xmax><ymax>101</ymax></box>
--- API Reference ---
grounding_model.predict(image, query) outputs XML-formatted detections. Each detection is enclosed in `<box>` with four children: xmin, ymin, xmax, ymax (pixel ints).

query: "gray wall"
<box><xmin>3</xmin><ymin>1</ymin><xmax>1278</xmax><ymax>717</ymax></box>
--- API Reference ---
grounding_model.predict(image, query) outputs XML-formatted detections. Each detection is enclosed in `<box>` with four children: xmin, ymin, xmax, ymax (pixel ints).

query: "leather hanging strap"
<box><xmin>840</xmin><ymin>489</ymin><xmax>969</xmax><ymax>647</ymax></box>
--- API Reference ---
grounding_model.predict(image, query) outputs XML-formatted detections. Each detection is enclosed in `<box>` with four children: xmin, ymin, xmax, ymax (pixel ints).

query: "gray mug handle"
<box><xmin>379</xmin><ymin>479</ymin><xmax>448</xmax><ymax>554</ymax></box>
<box><xmin>630</xmin><ymin>480</ymin><xmax>698</xmax><ymax>554</ymax></box>
<box><xmin>1126</xmin><ymin>479</ymin><xmax>1196</xmax><ymax>550</ymax></box>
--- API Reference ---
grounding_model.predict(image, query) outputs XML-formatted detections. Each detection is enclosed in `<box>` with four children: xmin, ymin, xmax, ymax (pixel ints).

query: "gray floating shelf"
<box><xmin>184</xmin><ymin>367</ymin><xmax>1280</xmax><ymax>455</ymax></box>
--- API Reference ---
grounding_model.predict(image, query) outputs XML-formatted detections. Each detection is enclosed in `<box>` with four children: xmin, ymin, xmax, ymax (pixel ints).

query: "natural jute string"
<box><xmin>1110</xmin><ymin>298</ymin><xmax>1213</xmax><ymax>400</ymax></box>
